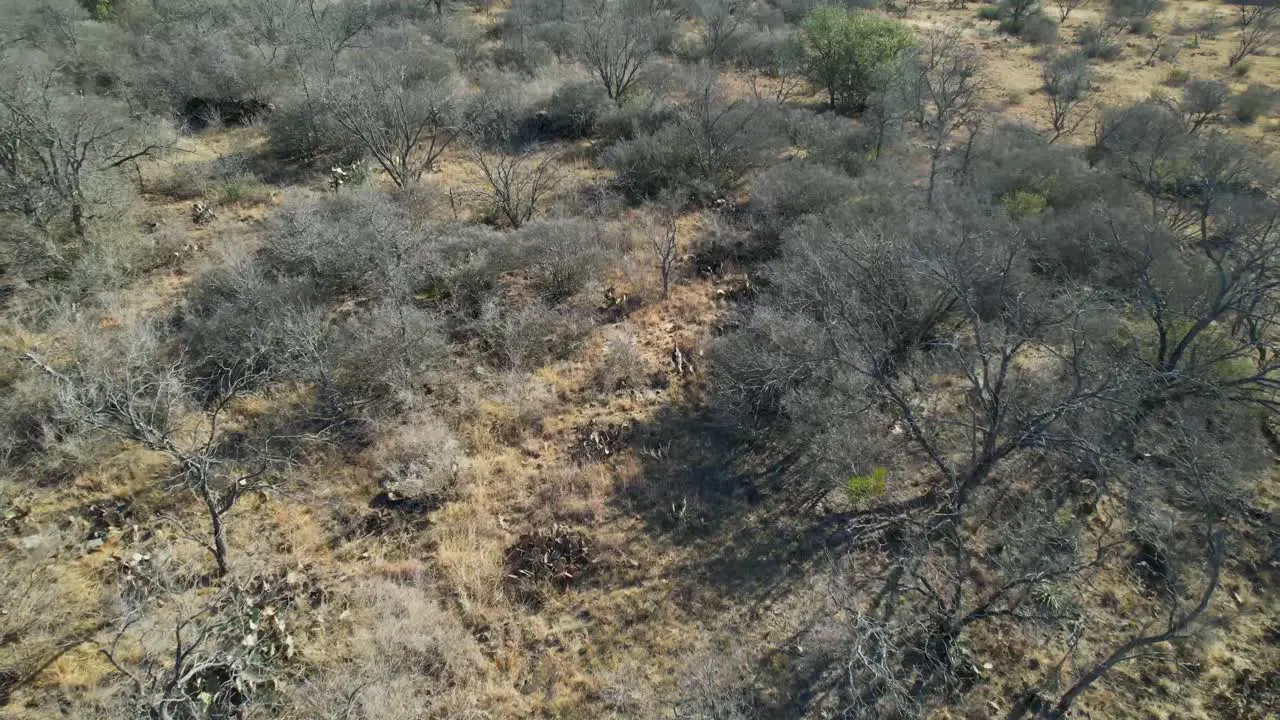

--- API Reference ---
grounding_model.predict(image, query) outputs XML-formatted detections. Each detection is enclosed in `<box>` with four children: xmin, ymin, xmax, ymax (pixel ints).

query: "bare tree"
<box><xmin>300</xmin><ymin>0</ymin><xmax>373</xmax><ymax>67</ymax></box>
<box><xmin>29</xmin><ymin>339</ymin><xmax>309</xmax><ymax>578</ymax></box>
<box><xmin>670</xmin><ymin>69</ymin><xmax>773</xmax><ymax>198</ymax></box>
<box><xmin>745</xmin><ymin>37</ymin><xmax>807</xmax><ymax>106</ymax></box>
<box><xmin>576</xmin><ymin>5</ymin><xmax>663</xmax><ymax>104</ymax></box>
<box><xmin>1091</xmin><ymin>102</ymin><xmax>1190</xmax><ymax>220</ymax></box>
<box><xmin>715</xmin><ymin>182</ymin><xmax>1273</xmax><ymax>717</ymax></box>
<box><xmin>1041</xmin><ymin>51</ymin><xmax>1092</xmax><ymax>143</ymax></box>
<box><xmin>323</xmin><ymin>47</ymin><xmax>461</xmax><ymax>188</ymax></box>
<box><xmin>0</xmin><ymin>61</ymin><xmax>171</xmax><ymax>236</ymax></box>
<box><xmin>714</xmin><ymin>198</ymin><xmax>1142</xmax><ymax>715</ymax></box>
<box><xmin>1039</xmin><ymin>545</ymin><xmax>1220</xmax><ymax>718</ymax></box>
<box><xmin>689</xmin><ymin>0</ymin><xmax>743</xmax><ymax>61</ymax></box>
<box><xmin>649</xmin><ymin>210</ymin><xmax>678</xmax><ymax>299</ymax></box>
<box><xmin>904</xmin><ymin>29</ymin><xmax>985</xmax><ymax>206</ymax></box>
<box><xmin>235</xmin><ymin>0</ymin><xmax>310</xmax><ymax>68</ymax></box>
<box><xmin>469</xmin><ymin>146</ymin><xmax>561</xmax><ymax>229</ymax></box>
<box><xmin>1180</xmin><ymin>132</ymin><xmax>1261</xmax><ymax>243</ymax></box>
<box><xmin>1227</xmin><ymin>1</ymin><xmax>1278</xmax><ymax>68</ymax></box>
<box><xmin>1125</xmin><ymin>194</ymin><xmax>1280</xmax><ymax>405</ymax></box>
<box><xmin>1051</xmin><ymin>0</ymin><xmax>1089</xmax><ymax>22</ymax></box>
<box><xmin>1022</xmin><ymin>422</ymin><xmax>1237</xmax><ymax>719</ymax></box>
<box><xmin>1096</xmin><ymin>104</ymin><xmax>1271</xmax><ymax>245</ymax></box>
<box><xmin>673</xmin><ymin>645</ymin><xmax>759</xmax><ymax>719</ymax></box>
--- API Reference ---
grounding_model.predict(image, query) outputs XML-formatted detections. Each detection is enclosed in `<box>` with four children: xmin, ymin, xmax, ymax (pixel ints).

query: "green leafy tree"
<box><xmin>800</xmin><ymin>5</ymin><xmax>914</xmax><ymax>112</ymax></box>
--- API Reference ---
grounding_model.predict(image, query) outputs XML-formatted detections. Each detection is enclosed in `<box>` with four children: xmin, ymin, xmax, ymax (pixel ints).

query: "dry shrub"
<box><xmin>674</xmin><ymin>644</ymin><xmax>761</xmax><ymax>720</ymax></box>
<box><xmin>750</xmin><ymin>160</ymin><xmax>856</xmax><ymax>230</ymax></box>
<box><xmin>152</xmin><ymin>162</ymin><xmax>209</xmax><ymax>201</ymax></box>
<box><xmin>593</xmin><ymin>331</ymin><xmax>649</xmax><ymax>394</ymax></box>
<box><xmin>356</xmin><ymin>579</ymin><xmax>484</xmax><ymax>678</ymax></box>
<box><xmin>474</xmin><ymin>298</ymin><xmax>593</xmax><ymax>371</ymax></box>
<box><xmin>288</xmin><ymin>578</ymin><xmax>488</xmax><ymax>720</ymax></box>
<box><xmin>4</xmin><ymin>217</ymin><xmax>188</xmax><ymax>305</ymax></box>
<box><xmin>463</xmin><ymin>373</ymin><xmax>558</xmax><ymax>451</ymax></box>
<box><xmin>513</xmin><ymin>219</ymin><xmax>618</xmax><ymax>305</ymax></box>
<box><xmin>569</xmin><ymin>420</ymin><xmax>632</xmax><ymax>464</ymax></box>
<box><xmin>0</xmin><ymin>358</ymin><xmax>64</xmax><ymax>475</ymax></box>
<box><xmin>368</xmin><ymin>412</ymin><xmax>463</xmax><ymax>503</ymax></box>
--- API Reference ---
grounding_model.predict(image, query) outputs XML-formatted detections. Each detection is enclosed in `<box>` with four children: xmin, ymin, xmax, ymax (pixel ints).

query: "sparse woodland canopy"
<box><xmin>0</xmin><ymin>0</ymin><xmax>1277</xmax><ymax>718</ymax></box>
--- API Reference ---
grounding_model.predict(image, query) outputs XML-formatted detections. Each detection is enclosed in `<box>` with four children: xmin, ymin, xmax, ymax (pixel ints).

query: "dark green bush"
<box><xmin>1232</xmin><ymin>84</ymin><xmax>1274</xmax><ymax>124</ymax></box>
<box><xmin>750</xmin><ymin>161</ymin><xmax>857</xmax><ymax>228</ymax></box>
<box><xmin>1017</xmin><ymin>12</ymin><xmax>1059</xmax><ymax>44</ymax></box>
<box><xmin>265</xmin><ymin>96</ymin><xmax>361</xmax><ymax>169</ymax></box>
<box><xmin>784</xmin><ymin>109</ymin><xmax>881</xmax><ymax>176</ymax></box>
<box><xmin>1079</xmin><ymin>24</ymin><xmax>1123</xmax><ymax>60</ymax></box>
<box><xmin>602</xmin><ymin>127</ymin><xmax>700</xmax><ymax>201</ymax></box>
<box><xmin>537</xmin><ymin>81</ymin><xmax>612</xmax><ymax>140</ymax></box>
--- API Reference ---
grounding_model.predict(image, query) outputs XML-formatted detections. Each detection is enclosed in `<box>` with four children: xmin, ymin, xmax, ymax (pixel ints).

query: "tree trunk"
<box><xmin>199</xmin><ymin>485</ymin><xmax>231</xmax><ymax>577</ymax></box>
<box><xmin>927</xmin><ymin>147</ymin><xmax>941</xmax><ymax>207</ymax></box>
<box><xmin>71</xmin><ymin>201</ymin><xmax>85</xmax><ymax>237</ymax></box>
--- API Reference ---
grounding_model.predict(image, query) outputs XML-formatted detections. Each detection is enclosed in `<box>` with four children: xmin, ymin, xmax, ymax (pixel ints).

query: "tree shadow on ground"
<box><xmin>611</xmin><ymin>401</ymin><xmax>896</xmax><ymax>614</ymax></box>
<box><xmin>607</xmin><ymin>399</ymin><xmax>948</xmax><ymax>718</ymax></box>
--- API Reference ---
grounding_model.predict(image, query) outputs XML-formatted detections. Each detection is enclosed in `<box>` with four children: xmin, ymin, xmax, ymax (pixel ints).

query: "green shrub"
<box><xmin>799</xmin><ymin>5</ymin><xmax>915</xmax><ymax>112</ymax></box>
<box><xmin>215</xmin><ymin>175</ymin><xmax>273</xmax><ymax>207</ymax></box>
<box><xmin>847</xmin><ymin>466</ymin><xmax>887</xmax><ymax>503</ymax></box>
<box><xmin>977</xmin><ymin>5</ymin><xmax>1001</xmax><ymax>20</ymax></box>
<box><xmin>1003</xmin><ymin>190</ymin><xmax>1049</xmax><ymax>219</ymax></box>
<box><xmin>78</xmin><ymin>0</ymin><xmax>115</xmax><ymax>20</ymax></box>
<box><xmin>1163</xmin><ymin>68</ymin><xmax>1191</xmax><ymax>86</ymax></box>
<box><xmin>1034</xmin><ymin>583</ymin><xmax>1069</xmax><ymax>613</ymax></box>
<box><xmin>1232</xmin><ymin>60</ymin><xmax>1251</xmax><ymax>78</ymax></box>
